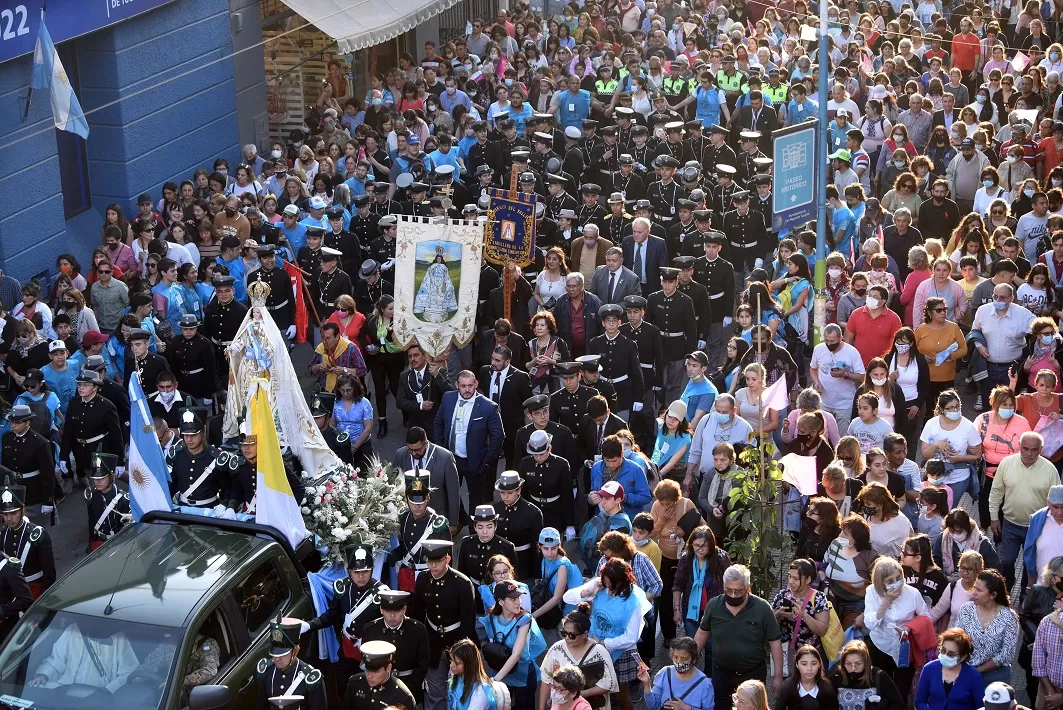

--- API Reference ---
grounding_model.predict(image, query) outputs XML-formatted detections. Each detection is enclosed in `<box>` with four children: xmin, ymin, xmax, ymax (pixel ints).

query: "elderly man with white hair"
<box><xmin>990</xmin><ymin>431</ymin><xmax>1060</xmax><ymax>591</ymax></box>
<box><xmin>683</xmin><ymin>393</ymin><xmax>753</xmax><ymax>493</ymax></box>
<box><xmin>694</xmin><ymin>564</ymin><xmax>783</xmax><ymax>708</ymax></box>
<box><xmin>622</xmin><ymin>216</ymin><xmax>670</xmax><ymax>296</ymax></box>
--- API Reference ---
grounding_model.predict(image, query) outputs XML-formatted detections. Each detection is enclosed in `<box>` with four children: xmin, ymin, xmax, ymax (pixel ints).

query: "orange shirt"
<box><xmin>951</xmin><ymin>33</ymin><xmax>981</xmax><ymax>71</ymax></box>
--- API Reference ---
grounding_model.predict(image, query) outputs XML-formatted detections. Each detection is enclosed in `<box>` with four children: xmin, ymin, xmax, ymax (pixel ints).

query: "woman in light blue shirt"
<box><xmin>332</xmin><ymin>374</ymin><xmax>374</xmax><ymax>470</ymax></box>
<box><xmin>639</xmin><ymin>636</ymin><xmax>715</xmax><ymax>710</ymax></box>
<box><xmin>653</xmin><ymin>401</ymin><xmax>693</xmax><ymax>482</ymax></box>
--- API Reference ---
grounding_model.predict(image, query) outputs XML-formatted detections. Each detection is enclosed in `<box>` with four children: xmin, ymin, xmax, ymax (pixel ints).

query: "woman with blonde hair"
<box><xmin>834</xmin><ymin>435</ymin><xmax>866</xmax><ymax>479</ymax></box>
<box><xmin>324</xmin><ymin>293</ymin><xmax>365</xmax><ymax>342</ymax></box>
<box><xmin>863</xmin><ymin>556</ymin><xmax>929</xmax><ymax>692</ymax></box>
<box><xmin>732</xmin><ymin>679</ymin><xmax>769</xmax><ymax>710</ymax></box>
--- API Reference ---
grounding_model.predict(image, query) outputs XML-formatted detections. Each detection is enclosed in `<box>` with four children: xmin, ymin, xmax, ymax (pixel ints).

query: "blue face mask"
<box><xmin>938</xmin><ymin>654</ymin><xmax>959</xmax><ymax>669</ymax></box>
<box><xmin>945</xmin><ymin>410</ymin><xmax>962</xmax><ymax>421</ymax></box>
<box><xmin>983</xmin><ymin>179</ymin><xmax>994</xmax><ymax>187</ymax></box>
<box><xmin>998</xmin><ymin>408</ymin><xmax>1015</xmax><ymax>419</ymax></box>
<box><xmin>976</xmin><ymin>95</ymin><xmax>986</xmax><ymax>104</ymax></box>
<box><xmin>993</xmin><ymin>300</ymin><xmax>1008</xmax><ymax>311</ymax></box>
<box><xmin>1044</xmin><ymin>335</ymin><xmax>1056</xmax><ymax>345</ymax></box>
<box><xmin>1025</xmin><ymin>188</ymin><xmax>1036</xmax><ymax>198</ymax></box>
<box><xmin>715</xmin><ymin>411</ymin><xmax>731</xmax><ymax>423</ymax></box>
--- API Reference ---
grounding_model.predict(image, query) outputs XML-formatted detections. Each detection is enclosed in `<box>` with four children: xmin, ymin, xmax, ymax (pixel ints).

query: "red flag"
<box><xmin>283</xmin><ymin>261</ymin><xmax>308</xmax><ymax>343</ymax></box>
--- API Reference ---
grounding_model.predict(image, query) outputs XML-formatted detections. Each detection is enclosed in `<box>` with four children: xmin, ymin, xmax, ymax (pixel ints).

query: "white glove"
<box><xmin>382</xmin><ymin>258</ymin><xmax>396</xmax><ymax>271</ymax></box>
<box><xmin>754</xmin><ymin>258</ymin><xmax>764</xmax><ymax>269</ymax></box>
<box><xmin>285</xmin><ymin>325</ymin><xmax>296</xmax><ymax>339</ymax></box>
<box><xmin>300</xmin><ymin>621</ymin><xmax>311</xmax><ymax>634</ymax></box>
<box><xmin>58</xmin><ymin>461</ymin><xmax>68</xmax><ymax>475</ymax></box>
<box><xmin>120</xmin><ymin>513</ymin><xmax>134</xmax><ymax>525</ymax></box>
<box><xmin>41</xmin><ymin>505</ymin><xmax>53</xmax><ymax>515</ymax></box>
<box><xmin>565</xmin><ymin>526</ymin><xmax>577</xmax><ymax>541</ymax></box>
<box><xmin>115</xmin><ymin>466</ymin><xmax>126</xmax><ymax>477</ymax></box>
<box><xmin>632</xmin><ymin>402</ymin><xmax>643</xmax><ymax>412</ymax></box>
<box><xmin>722</xmin><ymin>317</ymin><xmax>733</xmax><ymax>327</ymax></box>
<box><xmin>200</xmin><ymin>398</ymin><xmax>212</xmax><ymax>407</ymax></box>
<box><xmin>697</xmin><ymin>339</ymin><xmax>706</xmax><ymax>349</ymax></box>
<box><xmin>653</xmin><ymin>386</ymin><xmax>663</xmax><ymax>392</ymax></box>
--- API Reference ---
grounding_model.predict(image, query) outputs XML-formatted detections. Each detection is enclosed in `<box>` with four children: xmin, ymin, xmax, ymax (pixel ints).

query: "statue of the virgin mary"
<box><xmin>413</xmin><ymin>246</ymin><xmax>458</xmax><ymax>323</ymax></box>
<box><xmin>223</xmin><ymin>281</ymin><xmax>347</xmax><ymax>481</ymax></box>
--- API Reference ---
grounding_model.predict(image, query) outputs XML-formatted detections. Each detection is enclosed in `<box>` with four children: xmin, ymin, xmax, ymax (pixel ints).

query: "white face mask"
<box><xmin>550</xmin><ymin>690</ymin><xmax>568</xmax><ymax>705</ymax></box>
<box><xmin>828</xmin><ymin>267</ymin><xmax>842</xmax><ymax>279</ymax></box>
<box><xmin>865</xmin><ymin>295</ymin><xmax>881</xmax><ymax>310</ymax></box>
<box><xmin>159</xmin><ymin>390</ymin><xmax>176</xmax><ymax>404</ymax></box>
<box><xmin>271</xmin><ymin>149</ymin><xmax>283</xmax><ymax>159</ymax></box>
<box><xmin>871</xmin><ymin>376</ymin><xmax>887</xmax><ymax>386</ymax></box>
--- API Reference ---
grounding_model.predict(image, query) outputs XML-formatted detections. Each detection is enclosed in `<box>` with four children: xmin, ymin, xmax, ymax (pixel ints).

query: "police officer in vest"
<box><xmin>361</xmin><ymin>590</ymin><xmax>431</xmax><ymax>705</ymax></box>
<box><xmin>715</xmin><ymin>54</ymin><xmax>747</xmax><ymax>111</ymax></box>
<box><xmin>646</xmin><ymin>267</ymin><xmax>699</xmax><ymax>405</ymax></box>
<box><xmin>256</xmin><ymin>616</ymin><xmax>325</xmax><ymax>710</ymax></box>
<box><xmin>410</xmin><ymin>539</ymin><xmax>476</xmax><ymax>710</ymax></box>
<box><xmin>492</xmin><ymin>471</ymin><xmax>544</xmax><ymax>580</ymax></box>
<box><xmin>388</xmin><ymin>470</ymin><xmax>451</xmax><ymax>592</ymax></box>
<box><xmin>620</xmin><ymin>295</ymin><xmax>665</xmax><ymax>415</ymax></box>
<box><xmin>85</xmin><ymin>452</ymin><xmax>129</xmax><ymax>552</ymax></box>
<box><xmin>593</xmin><ymin>65</ymin><xmax>619</xmax><ymax>119</ymax></box>
<box><xmin>518</xmin><ymin>429</ymin><xmax>575</xmax><ymax>538</ymax></box>
<box><xmin>763</xmin><ymin>68</ymin><xmax>789</xmax><ymax>119</ymax></box>
<box><xmin>300</xmin><ymin>543</ymin><xmax>385</xmax><ymax>696</ymax></box>
<box><xmin>341</xmin><ymin>640</ymin><xmax>417</xmax><ymax>710</ymax></box>
<box><xmin>588</xmin><ymin>304</ymin><xmax>644</xmax><ymax>420</ymax></box>
<box><xmin>549</xmin><ymin>362</ymin><xmax>596</xmax><ymax>436</ymax></box>
<box><xmin>695</xmin><ymin>231</ymin><xmax>738</xmax><ymax>368</ymax></box>
<box><xmin>663</xmin><ymin>60</ymin><xmax>692</xmax><ymax>113</ymax></box>
<box><xmin>167</xmin><ymin>408</ymin><xmax>226</xmax><ymax>508</ymax></box>
<box><xmin>674</xmin><ymin>256</ymin><xmax>714</xmax><ymax>350</ymax></box>
<box><xmin>310</xmin><ymin>391</ymin><xmax>354</xmax><ymax>466</ymax></box>
<box><xmin>1</xmin><ymin>405</ymin><xmax>54</xmax><ymax>512</ymax></box>
<box><xmin>0</xmin><ymin>480</ymin><xmax>54</xmax><ymax>599</ymax></box>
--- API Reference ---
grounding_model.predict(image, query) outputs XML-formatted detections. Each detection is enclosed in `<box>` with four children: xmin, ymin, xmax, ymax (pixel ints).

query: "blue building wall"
<box><xmin>0</xmin><ymin>0</ymin><xmax>240</xmax><ymax>283</ymax></box>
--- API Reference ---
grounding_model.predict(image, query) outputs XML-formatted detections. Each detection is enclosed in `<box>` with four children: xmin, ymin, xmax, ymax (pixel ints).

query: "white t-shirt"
<box><xmin>847</xmin><ymin>417</ymin><xmax>894</xmax><ymax>452</ymax></box>
<box><xmin>889</xmin><ymin>354</ymin><xmax>920</xmax><ymax>401</ymax></box>
<box><xmin>810</xmin><ymin>342</ymin><xmax>865</xmax><ymax>409</ymax></box>
<box><xmin>868</xmin><ymin>513</ymin><xmax>914</xmax><ymax>557</ymax></box>
<box><xmin>919</xmin><ymin>416</ymin><xmax>982</xmax><ymax>484</ymax></box>
<box><xmin>1017</xmin><ymin>283</ymin><xmax>1050</xmax><ymax>314</ymax></box>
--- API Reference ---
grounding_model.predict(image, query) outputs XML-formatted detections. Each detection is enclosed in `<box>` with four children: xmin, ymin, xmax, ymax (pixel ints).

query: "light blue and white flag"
<box><xmin>127</xmin><ymin>371</ymin><xmax>173</xmax><ymax>521</ymax></box>
<box><xmin>31</xmin><ymin>14</ymin><xmax>89</xmax><ymax>139</ymax></box>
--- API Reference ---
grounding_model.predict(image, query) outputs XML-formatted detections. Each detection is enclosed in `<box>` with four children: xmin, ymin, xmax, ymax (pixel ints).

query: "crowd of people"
<box><xmin>17</xmin><ymin>0</ymin><xmax>1063</xmax><ymax>706</ymax></box>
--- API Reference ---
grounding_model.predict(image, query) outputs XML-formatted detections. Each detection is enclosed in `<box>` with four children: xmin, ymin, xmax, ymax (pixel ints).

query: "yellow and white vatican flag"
<box><xmin>249</xmin><ymin>379</ymin><xmax>308</xmax><ymax>548</ymax></box>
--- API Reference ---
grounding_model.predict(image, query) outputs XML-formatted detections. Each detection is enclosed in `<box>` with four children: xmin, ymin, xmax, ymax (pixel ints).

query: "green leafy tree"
<box><xmin>725</xmin><ymin>442</ymin><xmax>789</xmax><ymax>594</ymax></box>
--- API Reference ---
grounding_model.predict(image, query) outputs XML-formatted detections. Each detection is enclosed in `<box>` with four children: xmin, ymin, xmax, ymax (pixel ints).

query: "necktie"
<box><xmin>416</xmin><ymin>370</ymin><xmax>423</xmax><ymax>389</ymax></box>
<box><xmin>608</xmin><ymin>271</ymin><xmax>616</xmax><ymax>300</ymax></box>
<box><xmin>597</xmin><ymin>423</ymin><xmax>605</xmax><ymax>452</ymax></box>
<box><xmin>633</xmin><ymin>243</ymin><xmax>644</xmax><ymax>283</ymax></box>
<box><xmin>752</xmin><ymin>110</ymin><xmax>760</xmax><ymax>128</ymax></box>
<box><xmin>493</xmin><ymin>371</ymin><xmax>502</xmax><ymax>402</ymax></box>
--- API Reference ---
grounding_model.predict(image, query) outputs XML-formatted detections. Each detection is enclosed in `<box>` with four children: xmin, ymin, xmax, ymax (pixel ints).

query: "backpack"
<box><xmin>153</xmin><ymin>313</ymin><xmax>174</xmax><ymax>345</ymax></box>
<box><xmin>579</xmin><ymin>514</ymin><xmax>610</xmax><ymax>570</ymax></box>
<box><xmin>530</xmin><ymin>565</ymin><xmax>563</xmax><ymax>629</ymax></box>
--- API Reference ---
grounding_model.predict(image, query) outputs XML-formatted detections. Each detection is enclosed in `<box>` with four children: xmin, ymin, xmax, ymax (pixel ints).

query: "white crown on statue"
<box><xmin>248</xmin><ymin>281</ymin><xmax>272</xmax><ymax>308</ymax></box>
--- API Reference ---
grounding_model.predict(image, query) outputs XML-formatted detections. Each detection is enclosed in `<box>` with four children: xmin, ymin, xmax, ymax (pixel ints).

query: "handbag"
<box><xmin>531</xmin><ymin>566</ymin><xmax>563</xmax><ymax>629</ymax></box>
<box><xmin>819</xmin><ymin>601</ymin><xmax>846</xmax><ymax>662</ymax></box>
<box><xmin>575</xmin><ymin>644</ymin><xmax>607</xmax><ymax>709</ymax></box>
<box><xmin>482</xmin><ymin>616</ymin><xmax>520</xmax><ymax>671</ymax></box>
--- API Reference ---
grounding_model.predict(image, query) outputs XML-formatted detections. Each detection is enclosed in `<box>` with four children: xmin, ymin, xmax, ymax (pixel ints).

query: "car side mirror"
<box><xmin>189</xmin><ymin>684</ymin><xmax>233</xmax><ymax>710</ymax></box>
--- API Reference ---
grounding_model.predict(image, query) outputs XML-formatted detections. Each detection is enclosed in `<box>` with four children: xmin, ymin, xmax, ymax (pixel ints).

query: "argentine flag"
<box><xmin>31</xmin><ymin>15</ymin><xmax>89</xmax><ymax>140</ymax></box>
<box><xmin>127</xmin><ymin>371</ymin><xmax>173</xmax><ymax>521</ymax></box>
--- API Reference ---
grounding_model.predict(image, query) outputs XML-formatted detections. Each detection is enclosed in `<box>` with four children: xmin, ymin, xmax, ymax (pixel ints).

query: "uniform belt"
<box><xmin>709</xmin><ymin>292</ymin><xmax>725</xmax><ymax>299</ymax></box>
<box><xmin>24</xmin><ymin>571</ymin><xmax>42</xmax><ymax>582</ymax></box>
<box><xmin>640</xmin><ymin>363</ymin><xmax>654</xmax><ymax>369</ymax></box>
<box><xmin>662</xmin><ymin>331</ymin><xmax>686</xmax><ymax>337</ymax></box>
<box><xmin>397</xmin><ymin>670</ymin><xmax>414</xmax><ymax>677</ymax></box>
<box><xmin>269</xmin><ymin>300</ymin><xmax>290</xmax><ymax>310</ymax></box>
<box><xmin>513</xmin><ymin>543</ymin><xmax>532</xmax><ymax>552</ymax></box>
<box><xmin>77</xmin><ymin>433</ymin><xmax>106</xmax><ymax>445</ymax></box>
<box><xmin>211</xmin><ymin>339</ymin><xmax>233</xmax><ymax>346</ymax></box>
<box><xmin>426</xmin><ymin>618</ymin><xmax>462</xmax><ymax>634</ymax></box>
<box><xmin>603</xmin><ymin>374</ymin><xmax>628</xmax><ymax>383</ymax></box>
<box><xmin>17</xmin><ymin>470</ymin><xmax>39</xmax><ymax>479</ymax></box>
<box><xmin>530</xmin><ymin>494</ymin><xmax>561</xmax><ymax>503</ymax></box>
<box><xmin>181</xmin><ymin>368</ymin><xmax>205</xmax><ymax>375</ymax></box>
<box><xmin>180</xmin><ymin>493</ymin><xmax>220</xmax><ymax>506</ymax></box>
<box><xmin>731</xmin><ymin>242</ymin><xmax>757</xmax><ymax>248</ymax></box>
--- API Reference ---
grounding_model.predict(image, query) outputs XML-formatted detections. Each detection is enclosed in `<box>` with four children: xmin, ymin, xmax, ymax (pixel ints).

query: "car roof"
<box><xmin>37</xmin><ymin>521</ymin><xmax>270</xmax><ymax>627</ymax></box>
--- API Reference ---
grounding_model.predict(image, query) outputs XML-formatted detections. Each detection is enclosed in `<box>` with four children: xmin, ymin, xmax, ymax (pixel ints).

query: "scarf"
<box><xmin>1033</xmin><ymin>336</ymin><xmax>1056</xmax><ymax>361</ymax></box>
<box><xmin>940</xmin><ymin>526</ymin><xmax>985</xmax><ymax>577</ymax></box>
<box><xmin>314</xmin><ymin>336</ymin><xmax>353</xmax><ymax>392</ymax></box>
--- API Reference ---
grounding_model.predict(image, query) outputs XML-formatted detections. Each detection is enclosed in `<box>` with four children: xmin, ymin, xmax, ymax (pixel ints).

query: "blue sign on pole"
<box><xmin>771</xmin><ymin>122</ymin><xmax>818</xmax><ymax>233</ymax></box>
<box><xmin>0</xmin><ymin>0</ymin><xmax>176</xmax><ymax>66</ymax></box>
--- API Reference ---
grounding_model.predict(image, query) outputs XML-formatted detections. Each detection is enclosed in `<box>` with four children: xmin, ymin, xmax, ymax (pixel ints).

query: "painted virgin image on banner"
<box><xmin>413</xmin><ymin>241</ymin><xmax>461</xmax><ymax>323</ymax></box>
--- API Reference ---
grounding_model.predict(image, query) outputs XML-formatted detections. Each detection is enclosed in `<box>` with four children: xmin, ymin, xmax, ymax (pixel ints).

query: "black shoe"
<box><xmin>377</xmin><ymin>419</ymin><xmax>388</xmax><ymax>439</ymax></box>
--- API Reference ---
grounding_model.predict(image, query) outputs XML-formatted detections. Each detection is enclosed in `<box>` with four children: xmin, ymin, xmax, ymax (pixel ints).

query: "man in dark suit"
<box><xmin>475</xmin><ymin>319</ymin><xmax>528</xmax><ymax>371</ymax></box>
<box><xmin>732</xmin><ymin>90</ymin><xmax>777</xmax><ymax>154</ymax></box>
<box><xmin>551</xmin><ymin>273</ymin><xmax>603</xmax><ymax>359</ymax></box>
<box><xmin>477</xmin><ymin>346</ymin><xmax>533</xmax><ymax>470</ymax></box>
<box><xmin>622</xmin><ymin>217</ymin><xmax>670</xmax><ymax>295</ymax></box>
<box><xmin>587</xmin><ymin>247</ymin><xmax>641</xmax><ymax>307</ymax></box>
<box><xmin>396</xmin><ymin>344</ymin><xmax>453</xmax><ymax>440</ymax></box>
<box><xmin>931</xmin><ymin>91</ymin><xmax>960</xmax><ymax>129</ymax></box>
<box><xmin>391</xmin><ymin>427</ymin><xmax>461</xmax><ymax>534</ymax></box>
<box><xmin>434</xmin><ymin>371</ymin><xmax>504</xmax><ymax>509</ymax></box>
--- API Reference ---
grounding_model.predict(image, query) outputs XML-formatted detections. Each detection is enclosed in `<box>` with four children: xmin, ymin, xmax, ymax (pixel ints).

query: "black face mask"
<box><xmin>853</xmin><ymin>288</ymin><xmax>867</xmax><ymax>297</ymax></box>
<box><xmin>826</xmin><ymin>341</ymin><xmax>842</xmax><ymax>352</ymax></box>
<box><xmin>1056</xmin><ymin>580</ymin><xmax>1063</xmax><ymax>593</ymax></box>
<box><xmin>724</xmin><ymin>593</ymin><xmax>746</xmax><ymax>607</ymax></box>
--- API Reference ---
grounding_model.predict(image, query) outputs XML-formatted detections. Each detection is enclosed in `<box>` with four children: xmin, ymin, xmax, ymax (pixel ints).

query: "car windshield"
<box><xmin>0</xmin><ymin>609</ymin><xmax>182</xmax><ymax>710</ymax></box>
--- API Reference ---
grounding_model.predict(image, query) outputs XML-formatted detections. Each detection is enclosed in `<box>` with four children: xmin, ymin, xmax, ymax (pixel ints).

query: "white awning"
<box><xmin>280</xmin><ymin>0</ymin><xmax>463</xmax><ymax>52</ymax></box>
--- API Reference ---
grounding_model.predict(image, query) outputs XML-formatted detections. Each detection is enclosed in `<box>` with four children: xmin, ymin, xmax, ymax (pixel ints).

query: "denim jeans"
<box><xmin>946</xmin><ymin>471</ymin><xmax>974</xmax><ymax>508</ymax></box>
<box><xmin>998</xmin><ymin>519</ymin><xmax>1029</xmax><ymax>591</ymax></box>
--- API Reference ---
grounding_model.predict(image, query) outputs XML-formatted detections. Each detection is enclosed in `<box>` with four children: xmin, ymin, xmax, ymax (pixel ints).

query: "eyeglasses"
<box><xmin>931</xmin><ymin>306</ymin><xmax>946</xmax><ymax>312</ymax></box>
<box><xmin>97</xmin><ymin>270</ymin><xmax>112</xmax><ymax>275</ymax></box>
<box><xmin>562</xmin><ymin>631</ymin><xmax>583</xmax><ymax>640</ymax></box>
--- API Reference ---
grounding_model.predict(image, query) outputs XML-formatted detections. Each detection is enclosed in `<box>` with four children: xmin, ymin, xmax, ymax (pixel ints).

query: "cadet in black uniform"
<box><xmin>246</xmin><ymin>246</ymin><xmax>295</xmax><ymax>334</ymax></box>
<box><xmin>370</xmin><ymin>182</ymin><xmax>405</xmax><ymax>217</ymax></box>
<box><xmin>611</xmin><ymin>155</ymin><xmax>646</xmax><ymax>205</ymax></box>
<box><xmin>355</xmin><ymin>260</ymin><xmax>394</xmax><ymax>318</ymax></box>
<box><xmin>549</xmin><ymin>362</ymin><xmax>596</xmax><ymax>434</ymax></box>
<box><xmin>496</xmin><ymin>119</ymin><xmax>530</xmax><ymax>174</ymax></box>
<box><xmin>361</xmin><ymin>590</ymin><xmax>430</xmax><ymax>704</ymax></box>
<box><xmin>85</xmin><ymin>452</ymin><xmax>129</xmax><ymax>551</ymax></box>
<box><xmin>620</xmin><ymin>295</ymin><xmax>665</xmax><ymax>415</ymax></box>
<box><xmin>1</xmin><ymin>404</ymin><xmax>54</xmax><ymax>510</ymax></box>
<box><xmin>167</xmin><ymin>315</ymin><xmax>216</xmax><ymax>404</ymax></box>
<box><xmin>694</xmin><ymin>232</ymin><xmax>738</xmax><ymax>369</ymax></box>
<box><xmin>680</xmin><ymin>210</ymin><xmax>713</xmax><ymax>257</ymax></box>
<box><xmin>326</xmin><ymin>207</ymin><xmax>364</xmax><ymax>277</ymax></box>
<box><xmin>226</xmin><ymin>422</ymin><xmax>304</xmax><ymax>514</ymax></box>
<box><xmin>347</xmin><ymin>196</ymin><xmax>379</xmax><ymax>257</ymax></box>
<box><xmin>302</xmin><ymin>543</ymin><xmax>385</xmax><ymax>697</ymax></box>
<box><xmin>589</xmin><ymin>125</ymin><xmax>622</xmax><ymax>187</ymax></box>
<box><xmin>85</xmin><ymin>354</ymin><xmax>131</xmax><ymax>439</ymax></box>
<box><xmin>518</xmin><ymin>428</ymin><xmax>575</xmax><ymax>536</ymax></box>
<box><xmin>409</xmin><ymin>540</ymin><xmax>476</xmax><ymax>710</ymax></box>
<box><xmin>456</xmin><ymin>505</ymin><xmax>518</xmax><ymax>587</ymax></box>
<box><xmin>0</xmin><ymin>480</ymin><xmax>54</xmax><ymax>598</ymax></box>
<box><xmin>203</xmin><ymin>275</ymin><xmax>248</xmax><ymax>389</ymax></box>
<box><xmin>603</xmin><ymin>191</ymin><xmax>634</xmax><ymax>244</ymax></box>
<box><xmin>310</xmin><ymin>392</ymin><xmax>353</xmax><ymax>466</ymax></box>
<box><xmin>576</xmin><ymin>184</ymin><xmax>607</xmax><ymax>233</ymax></box>
<box><xmin>123</xmin><ymin>327</ymin><xmax>169</xmax><ymax>395</ymax></box>
<box><xmin>513</xmin><ymin>394</ymin><xmax>577</xmax><ymax>484</ymax></box>
<box><xmin>342</xmin><ymin>640</ymin><xmax>417</xmax><ymax>710</ymax></box>
<box><xmin>587</xmin><ymin>305</ymin><xmax>644</xmax><ymax>417</ymax></box>
<box><xmin>297</xmin><ymin>227</ymin><xmax>325</xmax><ymax>308</ymax></box>
<box><xmin>628</xmin><ymin>126</ymin><xmax>655</xmax><ymax>178</ymax></box>
<box><xmin>674</xmin><ymin>257</ymin><xmax>713</xmax><ymax>350</ymax></box>
<box><xmin>646</xmin><ymin>267</ymin><xmax>699</xmax><ymax>406</ymax></box>
<box><xmin>655</xmin><ymin>123</ymin><xmax>688</xmax><ymax>164</ymax></box>
<box><xmin>709</xmin><ymin>164</ymin><xmax>741</xmax><ymax>218</ymax></box>
<box><xmin>491</xmin><ymin>471</ymin><xmax>544</xmax><ymax>581</ymax></box>
<box><xmin>575</xmin><ymin>355</ymin><xmax>617</xmax><ymax>411</ymax></box>
<box><xmin>167</xmin><ymin>408</ymin><xmax>226</xmax><ymax>507</ymax></box>
<box><xmin>647</xmin><ymin>155</ymin><xmax>687</xmax><ymax>231</ymax></box>
<box><xmin>684</xmin><ymin>120</ymin><xmax>711</xmax><ymax>166</ymax></box>
<box><xmin>0</xmin><ymin>514</ymin><xmax>31</xmax><ymax>643</ymax></box>
<box><xmin>545</xmin><ymin>174</ymin><xmax>578</xmax><ymax>220</ymax></box>
<box><xmin>750</xmin><ymin>174</ymin><xmax>773</xmax><ymax>232</ymax></box>
<box><xmin>316</xmin><ymin>247</ymin><xmax>352</xmax><ymax>323</ymax></box>
<box><xmin>703</xmin><ymin>124</ymin><xmax>738</xmax><ymax>177</ymax></box>
<box><xmin>530</xmin><ymin>131</ymin><xmax>560</xmax><ymax>176</ymax></box>
<box><xmin>255</xmin><ymin>617</ymin><xmax>325</xmax><ymax>710</ymax></box>
<box><xmin>721</xmin><ymin>190</ymin><xmax>771</xmax><ymax>286</ymax></box>
<box><xmin>59</xmin><ymin>371</ymin><xmax>124</xmax><ymax>486</ymax></box>
<box><xmin>666</xmin><ymin>198</ymin><xmax>700</xmax><ymax>260</ymax></box>
<box><xmin>388</xmin><ymin>471</ymin><xmax>451</xmax><ymax>592</ymax></box>
<box><xmin>367</xmin><ymin>214</ymin><xmax>398</xmax><ymax>281</ymax></box>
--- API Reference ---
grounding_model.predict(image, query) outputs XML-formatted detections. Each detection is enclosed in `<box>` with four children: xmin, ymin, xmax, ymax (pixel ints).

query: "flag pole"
<box><xmin>23</xmin><ymin>6</ymin><xmax>45</xmax><ymax>121</ymax></box>
<box><xmin>756</xmin><ymin>291</ymin><xmax>765</xmax><ymax>484</ymax></box>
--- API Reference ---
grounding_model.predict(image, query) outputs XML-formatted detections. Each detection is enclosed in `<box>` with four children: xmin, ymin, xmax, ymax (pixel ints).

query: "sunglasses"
<box><xmin>932</xmin><ymin>307</ymin><xmax>946</xmax><ymax>312</ymax></box>
<box><xmin>97</xmin><ymin>270</ymin><xmax>113</xmax><ymax>275</ymax></box>
<box><xmin>562</xmin><ymin>631</ymin><xmax>583</xmax><ymax>639</ymax></box>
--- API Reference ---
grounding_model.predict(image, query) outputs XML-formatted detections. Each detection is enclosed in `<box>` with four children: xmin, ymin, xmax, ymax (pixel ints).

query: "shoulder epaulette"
<box><xmin>256</xmin><ymin>658</ymin><xmax>270</xmax><ymax>676</ymax></box>
<box><xmin>305</xmin><ymin>667</ymin><xmax>323</xmax><ymax>687</ymax></box>
<box><xmin>334</xmin><ymin>578</ymin><xmax>348</xmax><ymax>595</ymax></box>
<box><xmin>28</xmin><ymin>525</ymin><xmax>42</xmax><ymax>543</ymax></box>
<box><xmin>83</xmin><ymin>488</ymin><xmax>92</xmax><ymax>501</ymax></box>
<box><xmin>6</xmin><ymin>556</ymin><xmax>20</xmax><ymax>568</ymax></box>
<box><xmin>431</xmin><ymin>515</ymin><xmax>449</xmax><ymax>530</ymax></box>
<box><xmin>335</xmin><ymin>431</ymin><xmax>350</xmax><ymax>444</ymax></box>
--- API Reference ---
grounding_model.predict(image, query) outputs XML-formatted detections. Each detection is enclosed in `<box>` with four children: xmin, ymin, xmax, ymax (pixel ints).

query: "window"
<box><xmin>55</xmin><ymin>41</ymin><xmax>90</xmax><ymax>220</ymax></box>
<box><xmin>232</xmin><ymin>560</ymin><xmax>290</xmax><ymax>635</ymax></box>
